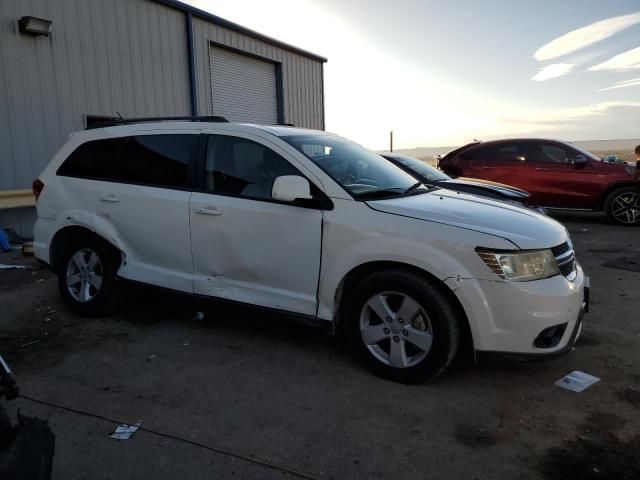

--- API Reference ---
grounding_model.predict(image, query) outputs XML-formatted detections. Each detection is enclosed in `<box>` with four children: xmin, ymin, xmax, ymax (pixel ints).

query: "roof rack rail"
<box><xmin>85</xmin><ymin>115</ymin><xmax>229</xmax><ymax>129</ymax></box>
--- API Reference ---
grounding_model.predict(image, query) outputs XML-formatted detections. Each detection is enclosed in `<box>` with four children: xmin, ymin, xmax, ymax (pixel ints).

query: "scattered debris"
<box><xmin>22</xmin><ymin>243</ymin><xmax>34</xmax><ymax>256</ymax></box>
<box><xmin>555</xmin><ymin>371</ymin><xmax>601</xmax><ymax>393</ymax></box>
<box><xmin>109</xmin><ymin>422</ymin><xmax>141</xmax><ymax>440</ymax></box>
<box><xmin>20</xmin><ymin>340</ymin><xmax>41</xmax><ymax>348</ymax></box>
<box><xmin>36</xmin><ymin>278</ymin><xmax>44</xmax><ymax>283</ymax></box>
<box><xmin>194</xmin><ymin>311</ymin><xmax>205</xmax><ymax>321</ymax></box>
<box><xmin>0</xmin><ymin>264</ymin><xmax>28</xmax><ymax>270</ymax></box>
<box><xmin>183</xmin><ymin>341</ymin><xmax>191</xmax><ymax>347</ymax></box>
<box><xmin>146</xmin><ymin>354</ymin><xmax>157</xmax><ymax>362</ymax></box>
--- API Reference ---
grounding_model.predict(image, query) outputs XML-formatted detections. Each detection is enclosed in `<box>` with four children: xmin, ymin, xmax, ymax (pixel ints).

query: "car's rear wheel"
<box><xmin>345</xmin><ymin>269</ymin><xmax>460</xmax><ymax>383</ymax></box>
<box><xmin>58</xmin><ymin>239</ymin><xmax>120</xmax><ymax>316</ymax></box>
<box><xmin>605</xmin><ymin>187</ymin><xmax>640</xmax><ymax>226</ymax></box>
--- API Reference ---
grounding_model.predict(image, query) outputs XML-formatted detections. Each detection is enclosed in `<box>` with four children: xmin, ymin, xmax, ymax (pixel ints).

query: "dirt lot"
<box><xmin>1</xmin><ymin>212</ymin><xmax>639</xmax><ymax>480</ymax></box>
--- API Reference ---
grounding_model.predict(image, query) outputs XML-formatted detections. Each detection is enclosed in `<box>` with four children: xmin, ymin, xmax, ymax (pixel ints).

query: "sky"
<box><xmin>183</xmin><ymin>0</ymin><xmax>640</xmax><ymax>150</ymax></box>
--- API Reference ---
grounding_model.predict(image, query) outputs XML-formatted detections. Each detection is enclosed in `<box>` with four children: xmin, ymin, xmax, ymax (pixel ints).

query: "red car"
<box><xmin>438</xmin><ymin>139</ymin><xmax>640</xmax><ymax>225</ymax></box>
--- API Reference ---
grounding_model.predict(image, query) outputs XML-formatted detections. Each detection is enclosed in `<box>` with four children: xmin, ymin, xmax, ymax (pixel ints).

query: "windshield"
<box><xmin>389</xmin><ymin>155</ymin><xmax>450</xmax><ymax>182</ymax></box>
<box><xmin>281</xmin><ymin>134</ymin><xmax>428</xmax><ymax>199</ymax></box>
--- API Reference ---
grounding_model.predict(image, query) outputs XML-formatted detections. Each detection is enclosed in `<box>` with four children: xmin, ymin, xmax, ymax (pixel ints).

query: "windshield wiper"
<box><xmin>353</xmin><ymin>187</ymin><xmax>406</xmax><ymax>199</ymax></box>
<box><xmin>404</xmin><ymin>181</ymin><xmax>424</xmax><ymax>194</ymax></box>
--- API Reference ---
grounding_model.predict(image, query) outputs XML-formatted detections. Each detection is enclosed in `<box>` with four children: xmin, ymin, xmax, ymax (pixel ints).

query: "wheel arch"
<box><xmin>333</xmin><ymin>261</ymin><xmax>473</xmax><ymax>352</ymax></box>
<box><xmin>597</xmin><ymin>181</ymin><xmax>640</xmax><ymax>210</ymax></box>
<box><xmin>49</xmin><ymin>225</ymin><xmax>122</xmax><ymax>274</ymax></box>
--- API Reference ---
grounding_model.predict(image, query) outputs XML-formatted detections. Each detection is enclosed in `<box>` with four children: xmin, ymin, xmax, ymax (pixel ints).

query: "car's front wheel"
<box><xmin>605</xmin><ymin>187</ymin><xmax>640</xmax><ymax>226</ymax></box>
<box><xmin>345</xmin><ymin>270</ymin><xmax>460</xmax><ymax>383</ymax></box>
<box><xmin>58</xmin><ymin>239</ymin><xmax>121</xmax><ymax>316</ymax></box>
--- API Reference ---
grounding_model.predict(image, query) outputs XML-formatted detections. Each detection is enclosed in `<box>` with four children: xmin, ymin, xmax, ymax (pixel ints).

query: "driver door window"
<box><xmin>204</xmin><ymin>135</ymin><xmax>301</xmax><ymax>200</ymax></box>
<box><xmin>524</xmin><ymin>143</ymin><xmax>572</xmax><ymax>164</ymax></box>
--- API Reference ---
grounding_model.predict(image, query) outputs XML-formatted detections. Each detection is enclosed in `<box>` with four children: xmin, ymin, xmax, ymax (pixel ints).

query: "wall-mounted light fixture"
<box><xmin>18</xmin><ymin>16</ymin><xmax>52</xmax><ymax>36</ymax></box>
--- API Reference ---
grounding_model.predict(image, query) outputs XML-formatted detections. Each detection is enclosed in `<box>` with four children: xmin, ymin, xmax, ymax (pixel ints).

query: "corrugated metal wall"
<box><xmin>192</xmin><ymin>17</ymin><xmax>325</xmax><ymax>131</ymax></box>
<box><xmin>0</xmin><ymin>0</ymin><xmax>325</xmax><ymax>236</ymax></box>
<box><xmin>0</xmin><ymin>0</ymin><xmax>191</xmax><ymax>192</ymax></box>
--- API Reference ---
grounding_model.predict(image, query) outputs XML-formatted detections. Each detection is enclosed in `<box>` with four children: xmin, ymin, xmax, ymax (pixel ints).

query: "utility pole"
<box><xmin>389</xmin><ymin>130</ymin><xmax>394</xmax><ymax>152</ymax></box>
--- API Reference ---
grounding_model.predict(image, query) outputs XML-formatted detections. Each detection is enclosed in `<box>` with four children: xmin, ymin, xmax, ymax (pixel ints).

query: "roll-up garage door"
<box><xmin>209</xmin><ymin>46</ymin><xmax>279</xmax><ymax>125</ymax></box>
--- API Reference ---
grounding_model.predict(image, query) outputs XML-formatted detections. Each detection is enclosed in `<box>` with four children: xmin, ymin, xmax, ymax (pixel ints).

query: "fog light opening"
<box><xmin>534</xmin><ymin>323</ymin><xmax>568</xmax><ymax>349</ymax></box>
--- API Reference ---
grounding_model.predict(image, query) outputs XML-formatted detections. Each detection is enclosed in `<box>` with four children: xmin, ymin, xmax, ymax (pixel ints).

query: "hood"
<box><xmin>599</xmin><ymin>159</ymin><xmax>639</xmax><ymax>177</ymax></box>
<box><xmin>442</xmin><ymin>177</ymin><xmax>529</xmax><ymax>198</ymax></box>
<box><xmin>367</xmin><ymin>190</ymin><xmax>566</xmax><ymax>249</ymax></box>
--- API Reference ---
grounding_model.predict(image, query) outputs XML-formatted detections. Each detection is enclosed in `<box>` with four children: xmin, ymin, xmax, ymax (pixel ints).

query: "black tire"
<box><xmin>0</xmin><ymin>412</ymin><xmax>55</xmax><ymax>480</ymax></box>
<box><xmin>604</xmin><ymin>187</ymin><xmax>640</xmax><ymax>226</ymax></box>
<box><xmin>344</xmin><ymin>269</ymin><xmax>460</xmax><ymax>383</ymax></box>
<box><xmin>57</xmin><ymin>237</ymin><xmax>121</xmax><ymax>317</ymax></box>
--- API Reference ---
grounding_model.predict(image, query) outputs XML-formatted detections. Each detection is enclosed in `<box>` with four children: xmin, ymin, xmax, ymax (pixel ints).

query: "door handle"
<box><xmin>482</xmin><ymin>166</ymin><xmax>495</xmax><ymax>170</ymax></box>
<box><xmin>100</xmin><ymin>194</ymin><xmax>120</xmax><ymax>203</ymax></box>
<box><xmin>194</xmin><ymin>206</ymin><xmax>222</xmax><ymax>216</ymax></box>
<box><xmin>535</xmin><ymin>168</ymin><xmax>550</xmax><ymax>171</ymax></box>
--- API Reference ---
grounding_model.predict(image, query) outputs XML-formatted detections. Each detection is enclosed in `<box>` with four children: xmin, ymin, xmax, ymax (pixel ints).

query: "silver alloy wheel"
<box><xmin>359</xmin><ymin>291</ymin><xmax>433</xmax><ymax>368</ymax></box>
<box><xmin>65</xmin><ymin>248</ymin><xmax>103</xmax><ymax>303</ymax></box>
<box><xmin>611</xmin><ymin>191</ymin><xmax>640</xmax><ymax>224</ymax></box>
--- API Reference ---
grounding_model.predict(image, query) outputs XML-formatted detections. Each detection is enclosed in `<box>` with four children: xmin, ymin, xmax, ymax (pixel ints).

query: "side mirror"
<box><xmin>272</xmin><ymin>175</ymin><xmax>313</xmax><ymax>202</ymax></box>
<box><xmin>572</xmin><ymin>154</ymin><xmax>587</xmax><ymax>166</ymax></box>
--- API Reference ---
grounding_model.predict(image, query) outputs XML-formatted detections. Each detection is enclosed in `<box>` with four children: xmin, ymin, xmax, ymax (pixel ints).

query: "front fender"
<box><xmin>316</xmin><ymin>203</ymin><xmax>514</xmax><ymax>321</ymax></box>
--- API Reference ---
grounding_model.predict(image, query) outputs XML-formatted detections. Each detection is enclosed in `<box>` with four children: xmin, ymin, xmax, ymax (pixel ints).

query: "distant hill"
<box><xmin>383</xmin><ymin>138</ymin><xmax>640</xmax><ymax>163</ymax></box>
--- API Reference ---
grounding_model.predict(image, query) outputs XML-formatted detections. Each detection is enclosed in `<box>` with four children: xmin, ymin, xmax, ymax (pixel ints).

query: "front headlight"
<box><xmin>477</xmin><ymin>249</ymin><xmax>559</xmax><ymax>281</ymax></box>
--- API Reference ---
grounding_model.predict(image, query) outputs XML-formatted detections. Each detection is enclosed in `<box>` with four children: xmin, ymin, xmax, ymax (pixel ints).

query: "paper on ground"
<box><xmin>555</xmin><ymin>371</ymin><xmax>600</xmax><ymax>392</ymax></box>
<box><xmin>110</xmin><ymin>422</ymin><xmax>141</xmax><ymax>440</ymax></box>
<box><xmin>0</xmin><ymin>264</ymin><xmax>28</xmax><ymax>270</ymax></box>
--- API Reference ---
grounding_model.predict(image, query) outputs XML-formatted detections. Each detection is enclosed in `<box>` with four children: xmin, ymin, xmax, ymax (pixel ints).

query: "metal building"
<box><xmin>0</xmin><ymin>0</ymin><xmax>326</xmax><ymax>236</ymax></box>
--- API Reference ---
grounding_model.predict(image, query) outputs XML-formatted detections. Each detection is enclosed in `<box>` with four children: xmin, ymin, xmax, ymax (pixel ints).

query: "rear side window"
<box><xmin>57</xmin><ymin>138</ymin><xmax>126</xmax><ymax>179</ymax></box>
<box><xmin>57</xmin><ymin>135</ymin><xmax>197</xmax><ymax>188</ymax></box>
<box><xmin>119</xmin><ymin>135</ymin><xmax>196</xmax><ymax>188</ymax></box>
<box><xmin>464</xmin><ymin>144</ymin><xmax>522</xmax><ymax>162</ymax></box>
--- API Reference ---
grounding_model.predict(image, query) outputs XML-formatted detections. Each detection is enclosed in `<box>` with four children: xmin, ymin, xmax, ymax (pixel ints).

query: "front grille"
<box><xmin>553</xmin><ymin>241</ymin><xmax>577</xmax><ymax>280</ymax></box>
<box><xmin>559</xmin><ymin>259</ymin><xmax>576</xmax><ymax>277</ymax></box>
<box><xmin>551</xmin><ymin>242</ymin><xmax>570</xmax><ymax>257</ymax></box>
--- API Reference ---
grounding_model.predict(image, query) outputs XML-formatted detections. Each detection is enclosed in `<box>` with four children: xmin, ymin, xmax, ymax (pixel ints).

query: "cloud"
<box><xmin>599</xmin><ymin>77</ymin><xmax>640</xmax><ymax>91</ymax></box>
<box><xmin>589</xmin><ymin>46</ymin><xmax>640</xmax><ymax>72</ymax></box>
<box><xmin>534</xmin><ymin>11</ymin><xmax>640</xmax><ymax>61</ymax></box>
<box><xmin>531</xmin><ymin>63</ymin><xmax>575</xmax><ymax>81</ymax></box>
<box><xmin>499</xmin><ymin>101</ymin><xmax>640</xmax><ymax>128</ymax></box>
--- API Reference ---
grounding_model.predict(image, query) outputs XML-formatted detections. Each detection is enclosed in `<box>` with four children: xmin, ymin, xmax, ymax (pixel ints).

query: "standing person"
<box><xmin>635</xmin><ymin>144</ymin><xmax>640</xmax><ymax>161</ymax></box>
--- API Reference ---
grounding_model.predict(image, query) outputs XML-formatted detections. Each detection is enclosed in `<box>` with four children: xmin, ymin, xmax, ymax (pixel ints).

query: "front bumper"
<box><xmin>445</xmin><ymin>264</ymin><xmax>588</xmax><ymax>354</ymax></box>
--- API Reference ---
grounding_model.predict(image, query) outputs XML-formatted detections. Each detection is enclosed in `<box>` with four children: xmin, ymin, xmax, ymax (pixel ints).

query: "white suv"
<box><xmin>33</xmin><ymin>118</ymin><xmax>589</xmax><ymax>382</ymax></box>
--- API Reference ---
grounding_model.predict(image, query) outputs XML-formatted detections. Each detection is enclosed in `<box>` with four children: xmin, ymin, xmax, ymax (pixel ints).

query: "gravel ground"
<box><xmin>1</xmin><ymin>211</ymin><xmax>639</xmax><ymax>480</ymax></box>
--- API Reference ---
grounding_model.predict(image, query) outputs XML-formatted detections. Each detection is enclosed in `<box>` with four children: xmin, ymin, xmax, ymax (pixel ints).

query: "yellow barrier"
<box><xmin>0</xmin><ymin>189</ymin><xmax>35</xmax><ymax>209</ymax></box>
